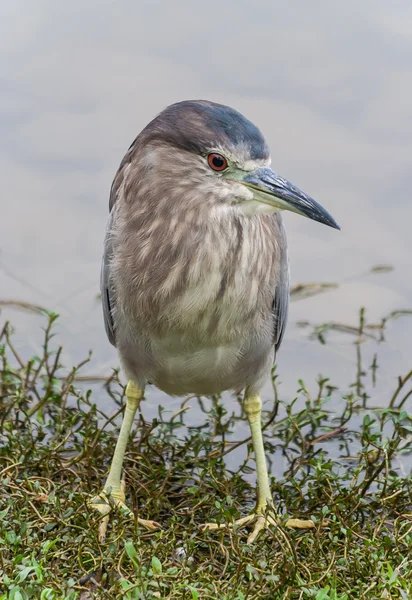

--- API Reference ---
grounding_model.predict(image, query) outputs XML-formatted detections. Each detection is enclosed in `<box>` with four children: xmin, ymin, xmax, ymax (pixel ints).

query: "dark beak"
<box><xmin>242</xmin><ymin>167</ymin><xmax>340</xmax><ymax>230</ymax></box>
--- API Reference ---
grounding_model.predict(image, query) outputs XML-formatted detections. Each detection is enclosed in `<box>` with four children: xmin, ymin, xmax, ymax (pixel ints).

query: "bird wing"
<box><xmin>273</xmin><ymin>217</ymin><xmax>290</xmax><ymax>352</ymax></box>
<box><xmin>101</xmin><ymin>141</ymin><xmax>137</xmax><ymax>347</ymax></box>
<box><xmin>101</xmin><ymin>208</ymin><xmax>116</xmax><ymax>346</ymax></box>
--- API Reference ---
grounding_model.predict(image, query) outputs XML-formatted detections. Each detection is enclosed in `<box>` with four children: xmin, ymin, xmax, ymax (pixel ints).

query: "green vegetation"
<box><xmin>0</xmin><ymin>309</ymin><xmax>412</xmax><ymax>599</ymax></box>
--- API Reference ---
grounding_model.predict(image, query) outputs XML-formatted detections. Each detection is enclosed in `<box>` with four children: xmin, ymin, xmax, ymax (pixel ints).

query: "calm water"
<box><xmin>1</xmin><ymin>1</ymin><xmax>411</xmax><ymax>429</ymax></box>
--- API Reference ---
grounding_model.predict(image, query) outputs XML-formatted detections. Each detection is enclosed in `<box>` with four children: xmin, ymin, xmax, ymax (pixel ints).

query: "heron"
<box><xmin>91</xmin><ymin>100</ymin><xmax>339</xmax><ymax>543</ymax></box>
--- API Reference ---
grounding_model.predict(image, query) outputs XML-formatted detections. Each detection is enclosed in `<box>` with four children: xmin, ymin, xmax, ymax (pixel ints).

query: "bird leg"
<box><xmin>201</xmin><ymin>390</ymin><xmax>276</xmax><ymax>543</ymax></box>
<box><xmin>201</xmin><ymin>390</ymin><xmax>314</xmax><ymax>543</ymax></box>
<box><xmin>90</xmin><ymin>380</ymin><xmax>160</xmax><ymax>541</ymax></box>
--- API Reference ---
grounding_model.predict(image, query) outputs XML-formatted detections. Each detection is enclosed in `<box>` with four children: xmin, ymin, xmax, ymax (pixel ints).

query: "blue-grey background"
<box><xmin>1</xmin><ymin>1</ymin><xmax>411</xmax><ymax>433</ymax></box>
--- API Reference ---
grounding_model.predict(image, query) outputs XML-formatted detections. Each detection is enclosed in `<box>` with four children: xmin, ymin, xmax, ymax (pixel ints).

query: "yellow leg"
<box><xmin>202</xmin><ymin>389</ymin><xmax>314</xmax><ymax>543</ymax></box>
<box><xmin>245</xmin><ymin>392</ymin><xmax>272</xmax><ymax>511</ymax></box>
<box><xmin>90</xmin><ymin>380</ymin><xmax>160</xmax><ymax>541</ymax></box>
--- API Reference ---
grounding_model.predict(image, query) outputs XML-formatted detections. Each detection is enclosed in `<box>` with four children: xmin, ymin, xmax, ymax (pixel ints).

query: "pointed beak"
<box><xmin>242</xmin><ymin>167</ymin><xmax>340</xmax><ymax>230</ymax></box>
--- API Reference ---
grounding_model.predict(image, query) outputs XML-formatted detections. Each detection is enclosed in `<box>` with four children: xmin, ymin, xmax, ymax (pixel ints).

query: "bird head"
<box><xmin>136</xmin><ymin>100</ymin><xmax>340</xmax><ymax>230</ymax></box>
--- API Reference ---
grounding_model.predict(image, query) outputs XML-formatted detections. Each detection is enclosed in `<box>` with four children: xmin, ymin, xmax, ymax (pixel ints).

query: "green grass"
<box><xmin>0</xmin><ymin>310</ymin><xmax>412</xmax><ymax>599</ymax></box>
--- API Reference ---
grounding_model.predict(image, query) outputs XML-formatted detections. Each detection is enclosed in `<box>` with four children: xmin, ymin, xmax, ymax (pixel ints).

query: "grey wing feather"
<box><xmin>102</xmin><ymin>138</ymin><xmax>139</xmax><ymax>346</ymax></box>
<box><xmin>101</xmin><ymin>208</ymin><xmax>116</xmax><ymax>346</ymax></box>
<box><xmin>273</xmin><ymin>219</ymin><xmax>290</xmax><ymax>352</ymax></box>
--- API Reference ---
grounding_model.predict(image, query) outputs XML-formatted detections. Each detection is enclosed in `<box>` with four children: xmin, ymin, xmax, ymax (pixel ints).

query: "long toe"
<box><xmin>285</xmin><ymin>518</ymin><xmax>315</xmax><ymax>529</ymax></box>
<box><xmin>247</xmin><ymin>514</ymin><xmax>266</xmax><ymax>545</ymax></box>
<box><xmin>200</xmin><ymin>513</ymin><xmax>256</xmax><ymax>532</ymax></box>
<box><xmin>98</xmin><ymin>513</ymin><xmax>110</xmax><ymax>543</ymax></box>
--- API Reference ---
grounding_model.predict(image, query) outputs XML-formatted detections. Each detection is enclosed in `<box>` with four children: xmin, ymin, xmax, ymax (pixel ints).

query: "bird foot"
<box><xmin>201</xmin><ymin>510</ymin><xmax>315</xmax><ymax>544</ymax></box>
<box><xmin>200</xmin><ymin>510</ymin><xmax>277</xmax><ymax>544</ymax></box>
<box><xmin>90</xmin><ymin>483</ymin><xmax>160</xmax><ymax>542</ymax></box>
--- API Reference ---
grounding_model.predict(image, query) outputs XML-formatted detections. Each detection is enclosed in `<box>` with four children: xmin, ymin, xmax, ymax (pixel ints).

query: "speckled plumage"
<box><xmin>102</xmin><ymin>100</ymin><xmax>289</xmax><ymax>396</ymax></box>
<box><xmin>94</xmin><ymin>100</ymin><xmax>339</xmax><ymax>543</ymax></box>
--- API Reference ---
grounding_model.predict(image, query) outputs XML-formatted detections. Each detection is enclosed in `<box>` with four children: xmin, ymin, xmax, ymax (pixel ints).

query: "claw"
<box><xmin>90</xmin><ymin>483</ymin><xmax>160</xmax><ymax>542</ymax></box>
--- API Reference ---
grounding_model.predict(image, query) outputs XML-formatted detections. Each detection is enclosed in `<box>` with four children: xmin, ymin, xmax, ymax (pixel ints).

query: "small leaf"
<box><xmin>125</xmin><ymin>540</ymin><xmax>138</xmax><ymax>560</ymax></box>
<box><xmin>187</xmin><ymin>586</ymin><xmax>200</xmax><ymax>600</ymax></box>
<box><xmin>17</xmin><ymin>565</ymin><xmax>36</xmax><ymax>582</ymax></box>
<box><xmin>315</xmin><ymin>586</ymin><xmax>331</xmax><ymax>600</ymax></box>
<box><xmin>41</xmin><ymin>590</ymin><xmax>56</xmax><ymax>600</ymax></box>
<box><xmin>151</xmin><ymin>556</ymin><xmax>162</xmax><ymax>575</ymax></box>
<box><xmin>0</xmin><ymin>507</ymin><xmax>9</xmax><ymax>520</ymax></box>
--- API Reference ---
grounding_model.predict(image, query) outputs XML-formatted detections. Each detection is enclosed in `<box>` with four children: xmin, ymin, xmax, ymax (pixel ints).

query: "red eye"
<box><xmin>207</xmin><ymin>153</ymin><xmax>228</xmax><ymax>171</ymax></box>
